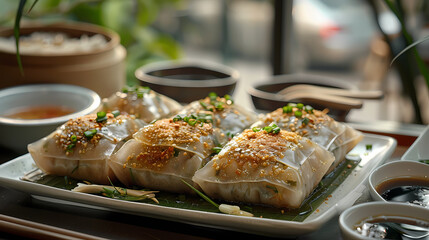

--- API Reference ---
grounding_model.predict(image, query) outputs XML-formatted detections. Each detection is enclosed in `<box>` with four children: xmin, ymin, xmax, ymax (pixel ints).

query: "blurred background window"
<box><xmin>1</xmin><ymin>0</ymin><xmax>427</xmax><ymax>124</ymax></box>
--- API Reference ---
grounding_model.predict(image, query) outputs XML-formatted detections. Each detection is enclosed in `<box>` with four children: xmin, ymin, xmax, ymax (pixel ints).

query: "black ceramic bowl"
<box><xmin>248</xmin><ymin>73</ymin><xmax>357</xmax><ymax>121</ymax></box>
<box><xmin>135</xmin><ymin>60</ymin><xmax>239</xmax><ymax>103</ymax></box>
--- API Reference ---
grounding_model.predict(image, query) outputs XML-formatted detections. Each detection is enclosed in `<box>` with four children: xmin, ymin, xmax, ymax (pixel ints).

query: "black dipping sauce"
<box><xmin>355</xmin><ymin>217</ymin><xmax>429</xmax><ymax>239</ymax></box>
<box><xmin>376</xmin><ymin>177</ymin><xmax>429</xmax><ymax>208</ymax></box>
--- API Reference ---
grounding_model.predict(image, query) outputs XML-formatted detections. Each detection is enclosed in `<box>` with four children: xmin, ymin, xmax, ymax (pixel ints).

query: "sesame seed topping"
<box><xmin>136</xmin><ymin>118</ymin><xmax>213</xmax><ymax>147</ymax></box>
<box><xmin>53</xmin><ymin>113</ymin><xmax>136</xmax><ymax>154</ymax></box>
<box><xmin>213</xmin><ymin>129</ymin><xmax>301</xmax><ymax>178</ymax></box>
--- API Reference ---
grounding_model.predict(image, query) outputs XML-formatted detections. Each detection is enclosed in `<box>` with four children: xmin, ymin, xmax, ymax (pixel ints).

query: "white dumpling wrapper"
<box><xmin>28</xmin><ymin>113</ymin><xmax>146</xmax><ymax>184</ymax></box>
<box><xmin>179</xmin><ymin>96</ymin><xmax>258</xmax><ymax>136</ymax></box>
<box><xmin>109</xmin><ymin>139</ymin><xmax>204</xmax><ymax>193</ymax></box>
<box><xmin>133</xmin><ymin>119</ymin><xmax>219</xmax><ymax>159</ymax></box>
<box><xmin>192</xmin><ymin>129</ymin><xmax>335</xmax><ymax>209</ymax></box>
<box><xmin>252</xmin><ymin>108</ymin><xmax>363</xmax><ymax>173</ymax></box>
<box><xmin>98</xmin><ymin>88</ymin><xmax>182</xmax><ymax>122</ymax></box>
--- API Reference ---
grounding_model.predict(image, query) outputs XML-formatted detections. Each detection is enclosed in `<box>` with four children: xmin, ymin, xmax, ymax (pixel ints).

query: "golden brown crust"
<box><xmin>124</xmin><ymin>145</ymin><xmax>176</xmax><ymax>170</ymax></box>
<box><xmin>213</xmin><ymin>129</ymin><xmax>302</xmax><ymax>178</ymax></box>
<box><xmin>54</xmin><ymin>113</ymin><xmax>133</xmax><ymax>154</ymax></box>
<box><xmin>262</xmin><ymin>108</ymin><xmax>332</xmax><ymax>137</ymax></box>
<box><xmin>140</xmin><ymin>118</ymin><xmax>213</xmax><ymax>146</ymax></box>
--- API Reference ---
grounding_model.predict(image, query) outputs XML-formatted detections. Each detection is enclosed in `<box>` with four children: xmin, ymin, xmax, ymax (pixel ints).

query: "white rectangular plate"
<box><xmin>0</xmin><ymin>134</ymin><xmax>396</xmax><ymax>237</ymax></box>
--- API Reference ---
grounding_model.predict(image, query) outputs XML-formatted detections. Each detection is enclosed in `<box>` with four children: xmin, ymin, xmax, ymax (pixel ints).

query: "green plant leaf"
<box><xmin>14</xmin><ymin>0</ymin><xmax>27</xmax><ymax>76</ymax></box>
<box><xmin>27</xmin><ymin>0</ymin><xmax>39</xmax><ymax>13</ymax></box>
<box><xmin>390</xmin><ymin>35</ymin><xmax>429</xmax><ymax>67</ymax></box>
<box><xmin>385</xmin><ymin>0</ymin><xmax>429</xmax><ymax>89</ymax></box>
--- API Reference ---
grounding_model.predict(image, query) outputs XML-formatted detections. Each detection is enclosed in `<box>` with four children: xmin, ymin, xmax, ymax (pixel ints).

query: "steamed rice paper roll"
<box><xmin>133</xmin><ymin>118</ymin><xmax>223</xmax><ymax>158</ymax></box>
<box><xmin>98</xmin><ymin>86</ymin><xmax>182</xmax><ymax>122</ymax></box>
<box><xmin>28</xmin><ymin>112</ymin><xmax>146</xmax><ymax>184</ymax></box>
<box><xmin>192</xmin><ymin>128</ymin><xmax>335</xmax><ymax>209</ymax></box>
<box><xmin>251</xmin><ymin>104</ymin><xmax>363</xmax><ymax>173</ymax></box>
<box><xmin>178</xmin><ymin>93</ymin><xmax>257</xmax><ymax>137</ymax></box>
<box><xmin>110</xmin><ymin>117</ymin><xmax>226</xmax><ymax>193</ymax></box>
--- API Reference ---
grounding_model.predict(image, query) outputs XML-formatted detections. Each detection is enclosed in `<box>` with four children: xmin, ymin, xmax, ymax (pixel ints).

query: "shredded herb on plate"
<box><xmin>366</xmin><ymin>144</ymin><xmax>373</xmax><ymax>151</ymax></box>
<box><xmin>418</xmin><ymin>159</ymin><xmax>429</xmax><ymax>164</ymax></box>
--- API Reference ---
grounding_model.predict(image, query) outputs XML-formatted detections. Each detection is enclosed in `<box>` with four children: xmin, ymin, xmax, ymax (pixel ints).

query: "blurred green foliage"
<box><xmin>0</xmin><ymin>0</ymin><xmax>183</xmax><ymax>86</ymax></box>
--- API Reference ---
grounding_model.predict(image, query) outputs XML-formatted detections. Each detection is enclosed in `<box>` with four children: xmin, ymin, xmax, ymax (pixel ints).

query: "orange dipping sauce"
<box><xmin>4</xmin><ymin>105</ymin><xmax>74</xmax><ymax>120</ymax></box>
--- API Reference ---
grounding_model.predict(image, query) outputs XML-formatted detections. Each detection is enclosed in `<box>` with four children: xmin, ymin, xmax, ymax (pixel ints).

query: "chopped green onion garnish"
<box><xmin>201</xmin><ymin>93</ymin><xmax>233</xmax><ymax>112</ymax></box>
<box><xmin>252</xmin><ymin>124</ymin><xmax>280</xmax><ymax>134</ymax></box>
<box><xmin>198</xmin><ymin>113</ymin><xmax>213</xmax><ymax>123</ymax></box>
<box><xmin>172</xmin><ymin>113</ymin><xmax>213</xmax><ymax>126</ymax></box>
<box><xmin>288</xmin><ymin>103</ymin><xmax>297</xmax><ymax>107</ymax></box>
<box><xmin>226</xmin><ymin>132</ymin><xmax>234</xmax><ymax>138</ymax></box>
<box><xmin>302</xmin><ymin>117</ymin><xmax>309</xmax><ymax>125</ymax></box>
<box><xmin>264</xmin><ymin>126</ymin><xmax>273</xmax><ymax>133</ymax></box>
<box><xmin>212</xmin><ymin>147</ymin><xmax>223</xmax><ymax>154</ymax></box>
<box><xmin>418</xmin><ymin>159</ymin><xmax>429</xmax><ymax>164</ymax></box>
<box><xmin>112</xmin><ymin>110</ymin><xmax>120</xmax><ymax>117</ymax></box>
<box><xmin>97</xmin><ymin>111</ymin><xmax>106</xmax><ymax>118</ymax></box>
<box><xmin>96</xmin><ymin>111</ymin><xmax>107</xmax><ymax>122</ymax></box>
<box><xmin>173</xmin><ymin>115</ymin><xmax>182</xmax><ymax>122</ymax></box>
<box><xmin>199</xmin><ymin>101</ymin><xmax>209</xmax><ymax>110</ymax></box>
<box><xmin>283</xmin><ymin>106</ymin><xmax>293</xmax><ymax>113</ymax></box>
<box><xmin>297</xmin><ymin>103</ymin><xmax>304</xmax><ymax>109</ymax></box>
<box><xmin>70</xmin><ymin>135</ymin><xmax>77</xmax><ymax>143</ymax></box>
<box><xmin>366</xmin><ymin>144</ymin><xmax>373</xmax><ymax>151</ymax></box>
<box><xmin>294</xmin><ymin>111</ymin><xmax>302</xmax><ymax>118</ymax></box>
<box><xmin>122</xmin><ymin>86</ymin><xmax>151</xmax><ymax>95</ymax></box>
<box><xmin>214</xmin><ymin>102</ymin><xmax>224</xmax><ymax>110</ymax></box>
<box><xmin>84</xmin><ymin>129</ymin><xmax>97</xmax><ymax>139</ymax></box>
<box><xmin>258</xmin><ymin>123</ymin><xmax>281</xmax><ymax>134</ymax></box>
<box><xmin>208</xmin><ymin>92</ymin><xmax>218</xmax><ymax>101</ymax></box>
<box><xmin>188</xmin><ymin>119</ymin><xmax>197</xmax><ymax>126</ymax></box>
<box><xmin>305</xmin><ymin>105</ymin><xmax>314</xmax><ymax>113</ymax></box>
<box><xmin>224</xmin><ymin>94</ymin><xmax>233</xmax><ymax>104</ymax></box>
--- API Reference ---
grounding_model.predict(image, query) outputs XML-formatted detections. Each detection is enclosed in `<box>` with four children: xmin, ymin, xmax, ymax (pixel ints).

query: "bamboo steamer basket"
<box><xmin>0</xmin><ymin>21</ymin><xmax>126</xmax><ymax>98</ymax></box>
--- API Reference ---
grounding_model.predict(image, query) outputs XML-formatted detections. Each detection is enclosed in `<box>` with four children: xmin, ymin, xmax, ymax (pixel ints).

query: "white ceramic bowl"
<box><xmin>0</xmin><ymin>84</ymin><xmax>101</xmax><ymax>154</ymax></box>
<box><xmin>339</xmin><ymin>201</ymin><xmax>429</xmax><ymax>240</ymax></box>
<box><xmin>368</xmin><ymin>160</ymin><xmax>429</xmax><ymax>202</ymax></box>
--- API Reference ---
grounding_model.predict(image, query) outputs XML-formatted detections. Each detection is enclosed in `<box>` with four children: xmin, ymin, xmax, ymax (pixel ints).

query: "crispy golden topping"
<box><xmin>54</xmin><ymin>113</ymin><xmax>131</xmax><ymax>154</ymax></box>
<box><xmin>199</xmin><ymin>94</ymin><xmax>233</xmax><ymax>113</ymax></box>
<box><xmin>125</xmin><ymin>145</ymin><xmax>178</xmax><ymax>170</ymax></box>
<box><xmin>139</xmin><ymin>118</ymin><xmax>213</xmax><ymax>146</ymax></box>
<box><xmin>213</xmin><ymin>129</ymin><xmax>302</xmax><ymax>177</ymax></box>
<box><xmin>262</xmin><ymin>107</ymin><xmax>332</xmax><ymax>137</ymax></box>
